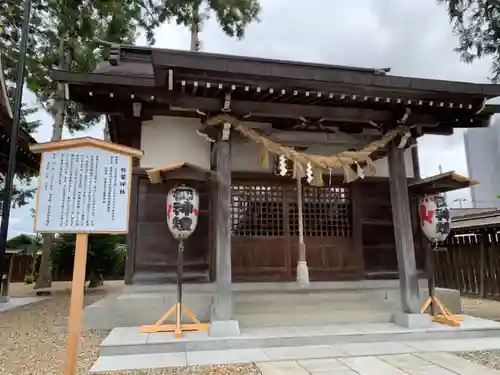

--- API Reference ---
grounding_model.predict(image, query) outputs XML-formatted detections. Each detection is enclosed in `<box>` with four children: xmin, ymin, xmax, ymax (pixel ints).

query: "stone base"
<box><xmin>82</xmin><ymin>282</ymin><xmax>461</xmax><ymax>330</ymax></box>
<box><xmin>392</xmin><ymin>312</ymin><xmax>432</xmax><ymax>329</ymax></box>
<box><xmin>83</xmin><ymin>293</ymin><xmax>212</xmax><ymax>330</ymax></box>
<box><xmin>209</xmin><ymin>320</ymin><xmax>240</xmax><ymax>337</ymax></box>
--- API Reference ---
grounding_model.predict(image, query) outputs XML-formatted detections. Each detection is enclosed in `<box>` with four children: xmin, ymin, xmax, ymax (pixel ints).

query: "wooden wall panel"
<box><xmin>133</xmin><ymin>177</ymin><xmax>211</xmax><ymax>283</ymax></box>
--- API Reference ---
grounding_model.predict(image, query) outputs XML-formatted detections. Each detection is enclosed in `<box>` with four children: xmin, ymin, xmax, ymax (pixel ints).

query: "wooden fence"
<box><xmin>8</xmin><ymin>255</ymin><xmax>33</xmax><ymax>283</ymax></box>
<box><xmin>434</xmin><ymin>228</ymin><xmax>500</xmax><ymax>298</ymax></box>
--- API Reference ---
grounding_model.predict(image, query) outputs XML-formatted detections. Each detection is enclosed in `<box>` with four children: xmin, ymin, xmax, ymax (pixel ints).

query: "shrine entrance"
<box><xmin>230</xmin><ymin>175</ymin><xmax>356</xmax><ymax>282</ymax></box>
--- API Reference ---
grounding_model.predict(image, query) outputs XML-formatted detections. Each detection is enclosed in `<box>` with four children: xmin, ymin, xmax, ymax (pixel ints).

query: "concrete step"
<box><xmin>233</xmin><ymin>290</ymin><xmax>393</xmax><ymax>304</ymax></box>
<box><xmin>99</xmin><ymin>316</ymin><xmax>500</xmax><ymax>356</ymax></box>
<box><xmin>234</xmin><ymin>300</ymin><xmax>397</xmax><ymax>314</ymax></box>
<box><xmin>235</xmin><ymin>310</ymin><xmax>393</xmax><ymax>327</ymax></box>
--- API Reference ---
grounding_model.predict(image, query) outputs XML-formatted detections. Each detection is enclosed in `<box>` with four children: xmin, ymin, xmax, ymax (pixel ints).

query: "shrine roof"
<box><xmin>452</xmin><ymin>210</ymin><xmax>500</xmax><ymax>232</ymax></box>
<box><xmin>451</xmin><ymin>207</ymin><xmax>499</xmax><ymax>219</ymax></box>
<box><xmin>147</xmin><ymin>162</ymin><xmax>215</xmax><ymax>184</ymax></box>
<box><xmin>50</xmin><ymin>44</ymin><xmax>500</xmax><ymax>139</ymax></box>
<box><xmin>408</xmin><ymin>171</ymin><xmax>478</xmax><ymax>195</ymax></box>
<box><xmin>57</xmin><ymin>44</ymin><xmax>500</xmax><ymax>97</ymax></box>
<box><xmin>30</xmin><ymin>137</ymin><xmax>144</xmax><ymax>158</ymax></box>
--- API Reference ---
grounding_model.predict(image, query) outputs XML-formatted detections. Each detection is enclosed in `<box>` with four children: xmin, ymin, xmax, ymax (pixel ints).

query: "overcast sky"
<box><xmin>7</xmin><ymin>0</ymin><xmax>497</xmax><ymax>237</ymax></box>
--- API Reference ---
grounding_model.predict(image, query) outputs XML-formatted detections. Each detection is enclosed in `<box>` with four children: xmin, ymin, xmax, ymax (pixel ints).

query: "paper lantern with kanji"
<box><xmin>419</xmin><ymin>194</ymin><xmax>451</xmax><ymax>243</ymax></box>
<box><xmin>166</xmin><ymin>186</ymin><xmax>199</xmax><ymax>240</ymax></box>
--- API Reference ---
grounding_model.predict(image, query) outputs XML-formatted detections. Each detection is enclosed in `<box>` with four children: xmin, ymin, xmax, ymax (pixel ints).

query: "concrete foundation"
<box><xmin>392</xmin><ymin>312</ymin><xmax>433</xmax><ymax>328</ymax></box>
<box><xmin>82</xmin><ymin>280</ymin><xmax>461</xmax><ymax>330</ymax></box>
<box><xmin>209</xmin><ymin>320</ymin><xmax>240</xmax><ymax>337</ymax></box>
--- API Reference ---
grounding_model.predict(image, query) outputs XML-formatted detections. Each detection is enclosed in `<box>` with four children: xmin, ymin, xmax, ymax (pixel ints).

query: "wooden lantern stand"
<box><xmin>140</xmin><ymin>240</ymin><xmax>209</xmax><ymax>337</ymax></box>
<box><xmin>420</xmin><ymin>242</ymin><xmax>463</xmax><ymax>327</ymax></box>
<box><xmin>141</xmin><ymin>169</ymin><xmax>214</xmax><ymax>338</ymax></box>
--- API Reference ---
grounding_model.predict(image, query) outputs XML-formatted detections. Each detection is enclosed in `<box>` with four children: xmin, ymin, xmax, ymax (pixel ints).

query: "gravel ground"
<box><xmin>3</xmin><ymin>283</ymin><xmax>500</xmax><ymax>374</ymax></box>
<box><xmin>455</xmin><ymin>350</ymin><xmax>500</xmax><ymax>371</ymax></box>
<box><xmin>461</xmin><ymin>296</ymin><xmax>500</xmax><ymax>321</ymax></box>
<box><xmin>1</xmin><ymin>281</ymin><xmax>261</xmax><ymax>375</ymax></box>
<box><xmin>454</xmin><ymin>296</ymin><xmax>500</xmax><ymax>372</ymax></box>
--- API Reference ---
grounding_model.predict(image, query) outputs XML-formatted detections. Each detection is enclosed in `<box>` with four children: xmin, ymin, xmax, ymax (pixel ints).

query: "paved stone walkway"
<box><xmin>256</xmin><ymin>353</ymin><xmax>500</xmax><ymax>374</ymax></box>
<box><xmin>0</xmin><ymin>297</ymin><xmax>47</xmax><ymax>312</ymax></box>
<box><xmin>91</xmin><ymin>337</ymin><xmax>500</xmax><ymax>373</ymax></box>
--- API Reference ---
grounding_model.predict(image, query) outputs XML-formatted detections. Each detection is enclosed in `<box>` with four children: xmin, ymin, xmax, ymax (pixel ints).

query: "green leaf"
<box><xmin>438</xmin><ymin>0</ymin><xmax>500</xmax><ymax>81</ymax></box>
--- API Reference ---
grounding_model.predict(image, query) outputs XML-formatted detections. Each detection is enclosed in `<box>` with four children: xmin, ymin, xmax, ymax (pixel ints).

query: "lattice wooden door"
<box><xmin>231</xmin><ymin>181</ymin><xmax>289</xmax><ymax>281</ymax></box>
<box><xmin>230</xmin><ymin>177</ymin><xmax>356</xmax><ymax>282</ymax></box>
<box><xmin>288</xmin><ymin>185</ymin><xmax>356</xmax><ymax>280</ymax></box>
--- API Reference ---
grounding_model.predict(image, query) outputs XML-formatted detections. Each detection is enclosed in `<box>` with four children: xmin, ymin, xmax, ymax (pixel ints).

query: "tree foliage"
<box><xmin>438</xmin><ymin>0</ymin><xmax>500</xmax><ymax>81</ymax></box>
<box><xmin>1</xmin><ymin>0</ymin><xmax>260</xmax><ymax>290</ymax></box>
<box><xmin>0</xmin><ymin>94</ymin><xmax>41</xmax><ymax>215</ymax></box>
<box><xmin>1</xmin><ymin>0</ymin><xmax>158</xmax><ymax>137</ymax></box>
<box><xmin>6</xmin><ymin>233</ymin><xmax>36</xmax><ymax>249</ymax></box>
<box><xmin>147</xmin><ymin>0</ymin><xmax>261</xmax><ymax>42</ymax></box>
<box><xmin>51</xmin><ymin>233</ymin><xmax>126</xmax><ymax>284</ymax></box>
<box><xmin>1</xmin><ymin>0</ymin><xmax>261</xmax><ymax>134</ymax></box>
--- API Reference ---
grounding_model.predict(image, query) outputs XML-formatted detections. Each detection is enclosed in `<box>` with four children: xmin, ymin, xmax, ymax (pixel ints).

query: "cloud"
<box><xmin>9</xmin><ymin>0</ymin><xmax>495</xmax><ymax>236</ymax></box>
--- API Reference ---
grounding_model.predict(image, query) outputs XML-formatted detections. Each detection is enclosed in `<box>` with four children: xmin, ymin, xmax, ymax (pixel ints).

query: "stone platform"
<box><xmin>98</xmin><ymin>316</ymin><xmax>500</xmax><ymax>356</ymax></box>
<box><xmin>91</xmin><ymin>317</ymin><xmax>500</xmax><ymax>373</ymax></box>
<box><xmin>82</xmin><ymin>280</ymin><xmax>461</xmax><ymax>329</ymax></box>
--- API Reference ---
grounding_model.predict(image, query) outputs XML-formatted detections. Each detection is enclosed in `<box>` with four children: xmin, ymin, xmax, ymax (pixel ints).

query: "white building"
<box><xmin>464</xmin><ymin>120</ymin><xmax>500</xmax><ymax>208</ymax></box>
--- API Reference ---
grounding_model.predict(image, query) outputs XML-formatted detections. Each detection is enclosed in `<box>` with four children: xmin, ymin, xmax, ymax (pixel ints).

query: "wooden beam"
<box><xmin>167</xmin><ymin>94</ymin><xmax>440</xmax><ymax>124</ymax></box>
<box><xmin>388</xmin><ymin>142</ymin><xmax>420</xmax><ymax>314</ymax></box>
<box><xmin>76</xmin><ymin>90</ymin><xmax>441</xmax><ymax>126</ymax></box>
<box><xmin>51</xmin><ymin>69</ymin><xmax>155</xmax><ymax>87</ymax></box>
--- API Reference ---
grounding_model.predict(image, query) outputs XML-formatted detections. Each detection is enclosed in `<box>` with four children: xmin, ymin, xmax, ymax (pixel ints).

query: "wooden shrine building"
<box><xmin>51</xmin><ymin>45</ymin><xmax>500</xmax><ymax>326</ymax></box>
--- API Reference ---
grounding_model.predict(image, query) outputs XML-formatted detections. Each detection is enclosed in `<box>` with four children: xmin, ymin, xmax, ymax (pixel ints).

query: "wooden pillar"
<box><xmin>296</xmin><ymin>176</ymin><xmax>309</xmax><ymax>287</ymax></box>
<box><xmin>388</xmin><ymin>142</ymin><xmax>421</xmax><ymax>315</ymax></box>
<box><xmin>480</xmin><ymin>232</ymin><xmax>486</xmax><ymax>298</ymax></box>
<box><xmin>351</xmin><ymin>181</ymin><xmax>365</xmax><ymax>279</ymax></box>
<box><xmin>210</xmin><ymin>128</ymin><xmax>239</xmax><ymax>336</ymax></box>
<box><xmin>125</xmin><ymin>171</ymin><xmax>141</xmax><ymax>285</ymax></box>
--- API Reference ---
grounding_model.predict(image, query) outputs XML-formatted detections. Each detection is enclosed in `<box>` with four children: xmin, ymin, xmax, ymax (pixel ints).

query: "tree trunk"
<box><xmin>88</xmin><ymin>271</ymin><xmax>104</xmax><ymax>288</ymax></box>
<box><xmin>34</xmin><ymin>233</ymin><xmax>53</xmax><ymax>292</ymax></box>
<box><xmin>103</xmin><ymin>119</ymin><xmax>111</xmax><ymax>141</ymax></box>
<box><xmin>30</xmin><ymin>254</ymin><xmax>36</xmax><ymax>278</ymax></box>
<box><xmin>190</xmin><ymin>4</ymin><xmax>201</xmax><ymax>52</ymax></box>
<box><xmin>34</xmin><ymin>37</ymin><xmax>68</xmax><ymax>293</ymax></box>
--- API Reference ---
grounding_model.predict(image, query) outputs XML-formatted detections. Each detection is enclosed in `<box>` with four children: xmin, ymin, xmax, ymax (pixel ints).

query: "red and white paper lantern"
<box><xmin>166</xmin><ymin>186</ymin><xmax>199</xmax><ymax>240</ymax></box>
<box><xmin>419</xmin><ymin>194</ymin><xmax>451</xmax><ymax>243</ymax></box>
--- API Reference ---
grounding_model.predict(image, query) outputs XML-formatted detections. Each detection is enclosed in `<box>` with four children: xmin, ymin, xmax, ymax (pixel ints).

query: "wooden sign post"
<box><xmin>30</xmin><ymin>137</ymin><xmax>143</xmax><ymax>375</ymax></box>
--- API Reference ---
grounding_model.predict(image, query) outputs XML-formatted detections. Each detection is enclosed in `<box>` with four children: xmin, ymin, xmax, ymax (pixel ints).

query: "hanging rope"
<box><xmin>206</xmin><ymin>114</ymin><xmax>408</xmax><ymax>185</ymax></box>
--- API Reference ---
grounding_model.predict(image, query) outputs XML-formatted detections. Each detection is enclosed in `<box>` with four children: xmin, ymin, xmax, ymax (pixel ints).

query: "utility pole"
<box><xmin>0</xmin><ymin>0</ymin><xmax>32</xmax><ymax>289</ymax></box>
<box><xmin>438</xmin><ymin>164</ymin><xmax>448</xmax><ymax>202</ymax></box>
<box><xmin>453</xmin><ymin>198</ymin><xmax>467</xmax><ymax>208</ymax></box>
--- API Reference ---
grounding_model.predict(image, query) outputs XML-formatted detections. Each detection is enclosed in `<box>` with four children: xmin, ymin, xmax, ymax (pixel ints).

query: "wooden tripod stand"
<box><xmin>140</xmin><ymin>240</ymin><xmax>209</xmax><ymax>338</ymax></box>
<box><xmin>421</xmin><ymin>242</ymin><xmax>463</xmax><ymax>327</ymax></box>
<box><xmin>420</xmin><ymin>295</ymin><xmax>464</xmax><ymax>327</ymax></box>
